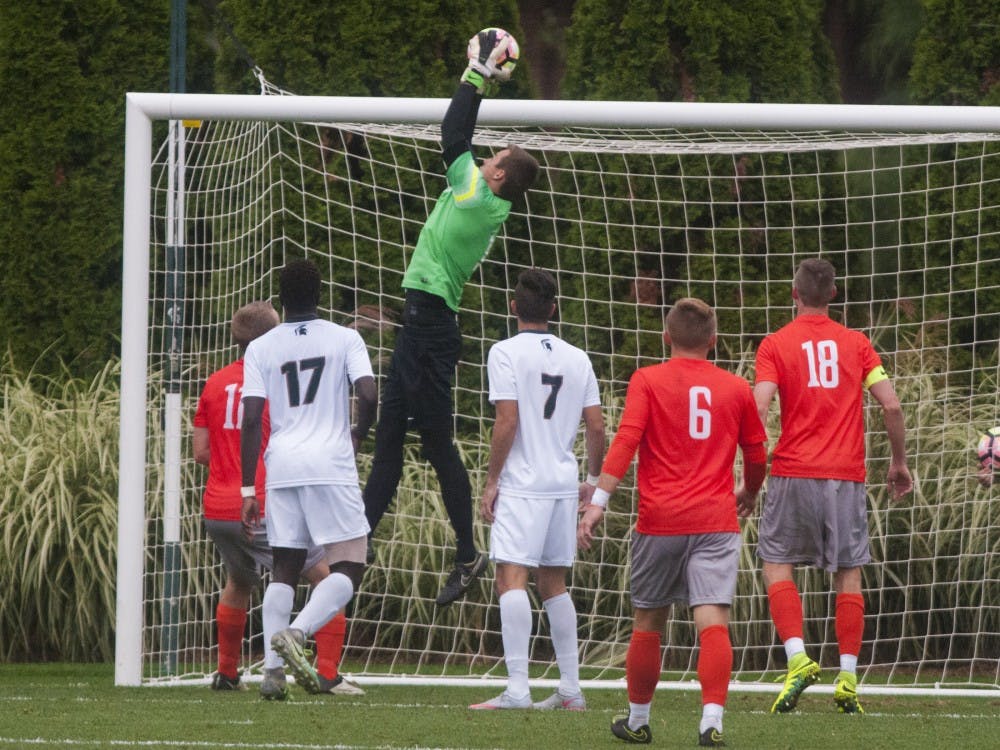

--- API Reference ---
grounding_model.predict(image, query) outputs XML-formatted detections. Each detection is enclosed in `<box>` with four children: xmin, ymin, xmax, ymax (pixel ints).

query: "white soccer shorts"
<box><xmin>264</xmin><ymin>484</ymin><xmax>370</xmax><ymax>549</ymax></box>
<box><xmin>489</xmin><ymin>492</ymin><xmax>577</xmax><ymax>568</ymax></box>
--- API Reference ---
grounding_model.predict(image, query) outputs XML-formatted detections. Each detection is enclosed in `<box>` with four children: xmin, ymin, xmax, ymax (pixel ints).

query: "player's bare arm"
<box><xmin>752</xmin><ymin>380</ymin><xmax>778</xmax><ymax>428</ymax></box>
<box><xmin>239</xmin><ymin>395</ymin><xmax>266</xmax><ymax>534</ymax></box>
<box><xmin>481</xmin><ymin>399</ymin><xmax>518</xmax><ymax>523</ymax></box>
<box><xmin>736</xmin><ymin>442</ymin><xmax>768</xmax><ymax>518</ymax></box>
<box><xmin>579</xmin><ymin>404</ymin><xmax>606</xmax><ymax>508</ymax></box>
<box><xmin>869</xmin><ymin>379</ymin><xmax>913</xmax><ymax>500</ymax></box>
<box><xmin>192</xmin><ymin>426</ymin><xmax>210</xmax><ymax>466</ymax></box>
<box><xmin>577</xmin><ymin>473</ymin><xmax>620</xmax><ymax>551</ymax></box>
<box><xmin>351</xmin><ymin>375</ymin><xmax>378</xmax><ymax>454</ymax></box>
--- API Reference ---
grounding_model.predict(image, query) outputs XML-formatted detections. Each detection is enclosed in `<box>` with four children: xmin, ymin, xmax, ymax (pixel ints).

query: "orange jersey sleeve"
<box><xmin>754</xmin><ymin>314</ymin><xmax>882</xmax><ymax>481</ymax></box>
<box><xmin>602</xmin><ymin>357</ymin><xmax>767</xmax><ymax>535</ymax></box>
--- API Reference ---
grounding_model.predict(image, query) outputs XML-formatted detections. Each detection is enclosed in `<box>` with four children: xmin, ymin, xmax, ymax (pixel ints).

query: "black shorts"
<box><xmin>382</xmin><ymin>289</ymin><xmax>462</xmax><ymax>431</ymax></box>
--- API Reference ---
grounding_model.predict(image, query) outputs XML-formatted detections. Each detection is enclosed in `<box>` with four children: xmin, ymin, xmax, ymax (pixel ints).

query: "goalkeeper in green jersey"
<box><xmin>363</xmin><ymin>30</ymin><xmax>540</xmax><ymax>606</ymax></box>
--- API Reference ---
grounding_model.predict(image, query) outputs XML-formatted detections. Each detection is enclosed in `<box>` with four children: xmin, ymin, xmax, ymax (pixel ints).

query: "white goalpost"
<box><xmin>117</xmin><ymin>83</ymin><xmax>1000</xmax><ymax>697</ymax></box>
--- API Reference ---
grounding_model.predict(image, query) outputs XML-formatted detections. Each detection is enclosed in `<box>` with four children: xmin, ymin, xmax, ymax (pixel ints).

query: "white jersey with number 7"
<box><xmin>487</xmin><ymin>330</ymin><xmax>600</xmax><ymax>498</ymax></box>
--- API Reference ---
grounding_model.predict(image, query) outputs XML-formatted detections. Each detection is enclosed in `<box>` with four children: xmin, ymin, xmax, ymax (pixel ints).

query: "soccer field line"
<box><xmin>3</xmin><ymin>692</ymin><xmax>999</xmax><ymax>721</ymax></box>
<box><xmin>144</xmin><ymin>673</ymin><xmax>1000</xmax><ymax>700</ymax></box>
<box><xmin>743</xmin><ymin>709</ymin><xmax>1000</xmax><ymax>720</ymax></box>
<box><xmin>0</xmin><ymin>739</ymin><xmax>502</xmax><ymax>750</ymax></box>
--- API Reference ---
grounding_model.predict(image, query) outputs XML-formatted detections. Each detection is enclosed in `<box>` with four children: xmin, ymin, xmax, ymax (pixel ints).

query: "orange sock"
<box><xmin>767</xmin><ymin>581</ymin><xmax>804</xmax><ymax>643</ymax></box>
<box><xmin>314</xmin><ymin>612</ymin><xmax>347</xmax><ymax>680</ymax></box>
<box><xmin>697</xmin><ymin>625</ymin><xmax>732</xmax><ymax>707</ymax></box>
<box><xmin>216</xmin><ymin>603</ymin><xmax>247</xmax><ymax>678</ymax></box>
<box><xmin>835</xmin><ymin>593</ymin><xmax>865</xmax><ymax>659</ymax></box>
<box><xmin>626</xmin><ymin>630</ymin><xmax>661</xmax><ymax>704</ymax></box>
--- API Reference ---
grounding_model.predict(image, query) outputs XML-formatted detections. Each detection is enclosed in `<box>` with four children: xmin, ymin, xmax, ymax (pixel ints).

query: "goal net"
<box><xmin>117</xmin><ymin>80</ymin><xmax>1000</xmax><ymax>694</ymax></box>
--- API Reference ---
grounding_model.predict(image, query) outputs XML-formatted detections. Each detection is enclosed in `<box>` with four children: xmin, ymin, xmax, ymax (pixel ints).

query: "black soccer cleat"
<box><xmin>435</xmin><ymin>552</ymin><xmax>489</xmax><ymax>606</ymax></box>
<box><xmin>611</xmin><ymin>714</ymin><xmax>652</xmax><ymax>744</ymax></box>
<box><xmin>698</xmin><ymin>727</ymin><xmax>726</xmax><ymax>747</ymax></box>
<box><xmin>210</xmin><ymin>671</ymin><xmax>241</xmax><ymax>691</ymax></box>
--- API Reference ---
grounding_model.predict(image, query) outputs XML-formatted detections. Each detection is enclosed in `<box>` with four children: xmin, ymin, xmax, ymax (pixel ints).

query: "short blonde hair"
<box><xmin>231</xmin><ymin>301</ymin><xmax>279</xmax><ymax>348</ymax></box>
<box><xmin>665</xmin><ymin>297</ymin><xmax>716</xmax><ymax>349</ymax></box>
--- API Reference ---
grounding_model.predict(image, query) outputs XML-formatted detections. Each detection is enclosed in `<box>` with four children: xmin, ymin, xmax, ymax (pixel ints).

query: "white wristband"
<box><xmin>585</xmin><ymin>473</ymin><xmax>600</xmax><ymax>487</ymax></box>
<box><xmin>240</xmin><ymin>485</ymin><xmax>257</xmax><ymax>499</ymax></box>
<box><xmin>591</xmin><ymin>488</ymin><xmax>610</xmax><ymax>508</ymax></box>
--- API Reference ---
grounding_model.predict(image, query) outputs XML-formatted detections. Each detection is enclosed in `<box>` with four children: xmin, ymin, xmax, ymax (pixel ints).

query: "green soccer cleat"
<box><xmin>271</xmin><ymin>628</ymin><xmax>321</xmax><ymax>694</ymax></box>
<box><xmin>770</xmin><ymin>653</ymin><xmax>821</xmax><ymax>713</ymax></box>
<box><xmin>611</xmin><ymin>713</ymin><xmax>652</xmax><ymax>744</ymax></box>
<box><xmin>833</xmin><ymin>671</ymin><xmax>865</xmax><ymax>714</ymax></box>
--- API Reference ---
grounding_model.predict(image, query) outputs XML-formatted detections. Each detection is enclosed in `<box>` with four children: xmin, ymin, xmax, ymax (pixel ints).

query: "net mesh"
<box><xmin>139</xmin><ymin>81</ymin><xmax>1000</xmax><ymax>689</ymax></box>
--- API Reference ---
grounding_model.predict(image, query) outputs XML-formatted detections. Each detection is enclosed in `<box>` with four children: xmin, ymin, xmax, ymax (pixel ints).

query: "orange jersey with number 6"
<box><xmin>602</xmin><ymin>357</ymin><xmax>766</xmax><ymax>535</ymax></box>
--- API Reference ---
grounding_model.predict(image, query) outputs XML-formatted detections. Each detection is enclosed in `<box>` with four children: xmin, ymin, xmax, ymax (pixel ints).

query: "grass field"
<box><xmin>1</xmin><ymin>664</ymin><xmax>998</xmax><ymax>749</ymax></box>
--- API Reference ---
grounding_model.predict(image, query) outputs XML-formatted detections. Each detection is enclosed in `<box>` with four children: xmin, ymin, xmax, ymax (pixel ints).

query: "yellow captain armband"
<box><xmin>863</xmin><ymin>365</ymin><xmax>889</xmax><ymax>390</ymax></box>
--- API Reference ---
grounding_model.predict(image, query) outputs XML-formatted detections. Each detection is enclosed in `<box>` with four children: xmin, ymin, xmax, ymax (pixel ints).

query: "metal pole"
<box><xmin>161</xmin><ymin>0</ymin><xmax>187</xmax><ymax>677</ymax></box>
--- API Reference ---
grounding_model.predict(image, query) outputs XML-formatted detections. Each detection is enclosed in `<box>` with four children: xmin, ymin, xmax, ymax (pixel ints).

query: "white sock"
<box><xmin>784</xmin><ymin>637</ymin><xmax>805</xmax><ymax>662</ymax></box>
<box><xmin>499</xmin><ymin>588</ymin><xmax>532</xmax><ymax>700</ymax></box>
<box><xmin>840</xmin><ymin>654</ymin><xmax>858</xmax><ymax>674</ymax></box>
<box><xmin>262</xmin><ymin>582</ymin><xmax>294</xmax><ymax>669</ymax></box>
<box><xmin>699</xmin><ymin>702</ymin><xmax>724</xmax><ymax>733</ymax></box>
<box><xmin>290</xmin><ymin>572</ymin><xmax>354</xmax><ymax>637</ymax></box>
<box><xmin>628</xmin><ymin>701</ymin><xmax>651</xmax><ymax>729</ymax></box>
<box><xmin>543</xmin><ymin>592</ymin><xmax>580</xmax><ymax>696</ymax></box>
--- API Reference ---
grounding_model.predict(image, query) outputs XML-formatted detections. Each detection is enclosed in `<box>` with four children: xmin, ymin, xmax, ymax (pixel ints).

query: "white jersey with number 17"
<box><xmin>241</xmin><ymin>318</ymin><xmax>373</xmax><ymax>489</ymax></box>
<box><xmin>487</xmin><ymin>330</ymin><xmax>600</xmax><ymax>498</ymax></box>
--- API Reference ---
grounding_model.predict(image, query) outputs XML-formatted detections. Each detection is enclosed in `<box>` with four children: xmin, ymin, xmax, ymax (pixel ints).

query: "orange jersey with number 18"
<box><xmin>754</xmin><ymin>314</ymin><xmax>887</xmax><ymax>482</ymax></box>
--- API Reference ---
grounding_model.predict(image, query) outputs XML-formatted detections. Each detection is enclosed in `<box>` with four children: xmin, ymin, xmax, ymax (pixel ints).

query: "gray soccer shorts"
<box><xmin>757</xmin><ymin>476</ymin><xmax>871</xmax><ymax>572</ymax></box>
<box><xmin>204</xmin><ymin>519</ymin><xmax>328</xmax><ymax>589</ymax></box>
<box><xmin>630</xmin><ymin>531</ymin><xmax>740</xmax><ymax>609</ymax></box>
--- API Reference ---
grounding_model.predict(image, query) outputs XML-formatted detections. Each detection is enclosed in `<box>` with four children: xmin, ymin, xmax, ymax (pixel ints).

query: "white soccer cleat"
<box><xmin>533</xmin><ymin>690</ymin><xmax>586</xmax><ymax>710</ymax></box>
<box><xmin>316</xmin><ymin>673</ymin><xmax>366</xmax><ymax>696</ymax></box>
<box><xmin>271</xmin><ymin>627</ymin><xmax>321</xmax><ymax>694</ymax></box>
<box><xmin>468</xmin><ymin>691</ymin><xmax>533</xmax><ymax>710</ymax></box>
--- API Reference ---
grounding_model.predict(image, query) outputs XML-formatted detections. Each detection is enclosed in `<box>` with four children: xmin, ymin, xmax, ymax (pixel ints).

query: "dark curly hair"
<box><xmin>279</xmin><ymin>259</ymin><xmax>321</xmax><ymax>313</ymax></box>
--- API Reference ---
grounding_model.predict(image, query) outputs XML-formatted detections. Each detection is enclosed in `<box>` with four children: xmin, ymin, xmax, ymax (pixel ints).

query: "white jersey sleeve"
<box><xmin>345</xmin><ymin>328</ymin><xmax>375</xmax><ymax>384</ymax></box>
<box><xmin>487</xmin><ymin>346</ymin><xmax>517</xmax><ymax>403</ymax></box>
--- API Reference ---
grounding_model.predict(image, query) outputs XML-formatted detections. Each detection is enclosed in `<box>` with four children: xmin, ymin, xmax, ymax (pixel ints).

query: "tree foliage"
<box><xmin>213</xmin><ymin>0</ymin><xmax>526</xmax><ymax>98</ymax></box>
<box><xmin>0</xmin><ymin>1</ymin><xmax>170</xmax><ymax>375</ymax></box>
<box><xmin>910</xmin><ymin>0</ymin><xmax>1000</xmax><ymax>106</ymax></box>
<box><xmin>563</xmin><ymin>0</ymin><xmax>839</xmax><ymax>102</ymax></box>
<box><xmin>0</xmin><ymin>1</ymin><xmax>996</xmax><ymax>379</ymax></box>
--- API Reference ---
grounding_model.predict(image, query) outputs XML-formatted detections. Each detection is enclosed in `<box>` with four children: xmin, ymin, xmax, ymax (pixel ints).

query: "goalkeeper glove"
<box><xmin>485</xmin><ymin>32</ymin><xmax>514</xmax><ymax>82</ymax></box>
<box><xmin>461</xmin><ymin>29</ymin><xmax>499</xmax><ymax>95</ymax></box>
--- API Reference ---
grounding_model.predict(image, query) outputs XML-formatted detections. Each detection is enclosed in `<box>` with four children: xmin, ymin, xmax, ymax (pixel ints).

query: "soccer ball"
<box><xmin>468</xmin><ymin>27</ymin><xmax>519</xmax><ymax>81</ymax></box>
<box><xmin>976</xmin><ymin>426</ymin><xmax>1000</xmax><ymax>474</ymax></box>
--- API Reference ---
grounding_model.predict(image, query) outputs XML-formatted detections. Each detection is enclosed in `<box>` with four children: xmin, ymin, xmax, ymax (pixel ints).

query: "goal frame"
<box><xmin>117</xmin><ymin>92</ymin><xmax>1000</xmax><ymax>690</ymax></box>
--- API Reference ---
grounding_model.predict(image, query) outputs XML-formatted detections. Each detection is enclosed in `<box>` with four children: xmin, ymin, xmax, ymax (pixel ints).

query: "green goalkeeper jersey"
<box><xmin>402</xmin><ymin>151</ymin><xmax>512</xmax><ymax>311</ymax></box>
